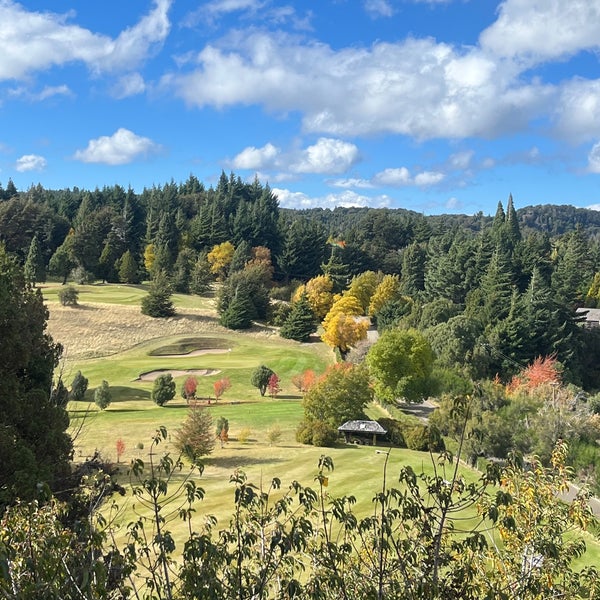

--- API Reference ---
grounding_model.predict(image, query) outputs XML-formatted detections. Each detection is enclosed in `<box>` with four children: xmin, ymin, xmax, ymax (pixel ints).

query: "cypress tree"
<box><xmin>24</xmin><ymin>235</ymin><xmax>45</xmax><ymax>285</ymax></box>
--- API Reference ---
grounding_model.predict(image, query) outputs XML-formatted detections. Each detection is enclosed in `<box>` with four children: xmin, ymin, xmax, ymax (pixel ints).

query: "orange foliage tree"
<box><xmin>507</xmin><ymin>355</ymin><xmax>561</xmax><ymax>394</ymax></box>
<box><xmin>213</xmin><ymin>377</ymin><xmax>231</xmax><ymax>402</ymax></box>
<box><xmin>291</xmin><ymin>369</ymin><xmax>317</xmax><ymax>394</ymax></box>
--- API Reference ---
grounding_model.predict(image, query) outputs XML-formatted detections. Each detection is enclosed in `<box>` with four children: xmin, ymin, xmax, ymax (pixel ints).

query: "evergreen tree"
<box><xmin>94</xmin><ymin>380</ymin><xmax>112</xmax><ymax>410</ymax></box>
<box><xmin>141</xmin><ymin>271</ymin><xmax>175</xmax><ymax>318</ymax></box>
<box><xmin>280</xmin><ymin>294</ymin><xmax>318</xmax><ymax>342</ymax></box>
<box><xmin>278</xmin><ymin>217</ymin><xmax>328</xmax><ymax>281</ymax></box>
<box><xmin>23</xmin><ymin>235</ymin><xmax>45</xmax><ymax>285</ymax></box>
<box><xmin>321</xmin><ymin>247</ymin><xmax>351</xmax><ymax>293</ymax></box>
<box><xmin>0</xmin><ymin>244</ymin><xmax>71</xmax><ymax>506</ymax></box>
<box><xmin>118</xmin><ymin>250</ymin><xmax>140</xmax><ymax>284</ymax></box>
<box><xmin>151</xmin><ymin>373</ymin><xmax>176</xmax><ymax>406</ymax></box>
<box><xmin>400</xmin><ymin>242</ymin><xmax>426</xmax><ymax>296</ymax></box>
<box><xmin>220</xmin><ymin>284</ymin><xmax>255</xmax><ymax>329</ymax></box>
<box><xmin>70</xmin><ymin>370</ymin><xmax>89</xmax><ymax>401</ymax></box>
<box><xmin>190</xmin><ymin>252</ymin><xmax>213</xmax><ymax>295</ymax></box>
<box><xmin>172</xmin><ymin>247</ymin><xmax>196</xmax><ymax>293</ymax></box>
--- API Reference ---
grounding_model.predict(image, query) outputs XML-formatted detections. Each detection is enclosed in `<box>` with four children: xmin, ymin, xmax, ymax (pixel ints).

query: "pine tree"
<box><xmin>141</xmin><ymin>271</ymin><xmax>175</xmax><ymax>318</ymax></box>
<box><xmin>220</xmin><ymin>285</ymin><xmax>254</xmax><ymax>329</ymax></box>
<box><xmin>118</xmin><ymin>250</ymin><xmax>140</xmax><ymax>284</ymax></box>
<box><xmin>280</xmin><ymin>294</ymin><xmax>318</xmax><ymax>342</ymax></box>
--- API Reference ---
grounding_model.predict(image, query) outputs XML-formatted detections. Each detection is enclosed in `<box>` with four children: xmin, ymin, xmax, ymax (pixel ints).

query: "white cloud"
<box><xmin>291</xmin><ymin>138</ymin><xmax>360</xmax><ymax>174</ymax></box>
<box><xmin>373</xmin><ymin>166</ymin><xmax>444</xmax><ymax>187</ymax></box>
<box><xmin>15</xmin><ymin>154</ymin><xmax>47</xmax><ymax>172</ymax></box>
<box><xmin>587</xmin><ymin>142</ymin><xmax>600</xmax><ymax>174</ymax></box>
<box><xmin>553</xmin><ymin>78</ymin><xmax>600</xmax><ymax>142</ymax></box>
<box><xmin>480</xmin><ymin>0</ymin><xmax>600</xmax><ymax>64</ymax></box>
<box><xmin>7</xmin><ymin>84</ymin><xmax>72</xmax><ymax>101</ymax></box>
<box><xmin>364</xmin><ymin>0</ymin><xmax>394</xmax><ymax>18</ymax></box>
<box><xmin>232</xmin><ymin>143</ymin><xmax>279</xmax><ymax>169</ymax></box>
<box><xmin>273</xmin><ymin>187</ymin><xmax>391</xmax><ymax>209</ymax></box>
<box><xmin>448</xmin><ymin>150</ymin><xmax>474</xmax><ymax>170</ymax></box>
<box><xmin>164</xmin><ymin>30</ymin><xmax>552</xmax><ymax>140</ymax></box>
<box><xmin>0</xmin><ymin>0</ymin><xmax>171</xmax><ymax>80</ymax></box>
<box><xmin>445</xmin><ymin>197</ymin><xmax>462</xmax><ymax>211</ymax></box>
<box><xmin>73</xmin><ymin>128</ymin><xmax>160</xmax><ymax>165</ymax></box>
<box><xmin>111</xmin><ymin>73</ymin><xmax>146</xmax><ymax>98</ymax></box>
<box><xmin>331</xmin><ymin>178</ymin><xmax>374</xmax><ymax>189</ymax></box>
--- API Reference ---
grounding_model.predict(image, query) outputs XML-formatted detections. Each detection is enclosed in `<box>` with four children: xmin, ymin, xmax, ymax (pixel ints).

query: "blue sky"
<box><xmin>2</xmin><ymin>0</ymin><xmax>600</xmax><ymax>215</ymax></box>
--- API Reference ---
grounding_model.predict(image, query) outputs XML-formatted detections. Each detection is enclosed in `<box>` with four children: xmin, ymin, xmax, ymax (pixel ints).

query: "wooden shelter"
<box><xmin>338</xmin><ymin>420</ymin><xmax>387</xmax><ymax>446</ymax></box>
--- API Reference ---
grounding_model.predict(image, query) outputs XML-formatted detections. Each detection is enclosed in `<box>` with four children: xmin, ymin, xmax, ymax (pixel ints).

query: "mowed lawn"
<box><xmin>44</xmin><ymin>283</ymin><xmax>600</xmax><ymax>568</ymax></box>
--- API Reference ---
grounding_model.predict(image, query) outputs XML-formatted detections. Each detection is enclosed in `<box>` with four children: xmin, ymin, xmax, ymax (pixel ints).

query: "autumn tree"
<box><xmin>181</xmin><ymin>376</ymin><xmax>198</xmax><ymax>402</ymax></box>
<box><xmin>346</xmin><ymin>270</ymin><xmax>380</xmax><ymax>314</ymax></box>
<box><xmin>366</xmin><ymin>328</ymin><xmax>437</xmax><ymax>403</ymax></box>
<box><xmin>291</xmin><ymin>369</ymin><xmax>317</xmax><ymax>394</ymax></box>
<box><xmin>267</xmin><ymin>373</ymin><xmax>281</xmax><ymax>398</ymax></box>
<box><xmin>368</xmin><ymin>273</ymin><xmax>402</xmax><ymax>316</ymax></box>
<box><xmin>213</xmin><ymin>377</ymin><xmax>231</xmax><ymax>402</ymax></box>
<box><xmin>251</xmin><ymin>365</ymin><xmax>275</xmax><ymax>396</ymax></box>
<box><xmin>175</xmin><ymin>407</ymin><xmax>215</xmax><ymax>464</ymax></box>
<box><xmin>294</xmin><ymin>274</ymin><xmax>334</xmax><ymax>319</ymax></box>
<box><xmin>321</xmin><ymin>294</ymin><xmax>369</xmax><ymax>359</ymax></box>
<box><xmin>207</xmin><ymin>240</ymin><xmax>235</xmax><ymax>280</ymax></box>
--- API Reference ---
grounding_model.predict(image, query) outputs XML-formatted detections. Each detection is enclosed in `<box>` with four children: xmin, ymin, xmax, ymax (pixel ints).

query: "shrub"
<box><xmin>152</xmin><ymin>373</ymin><xmax>176</xmax><ymax>407</ymax></box>
<box><xmin>377</xmin><ymin>418</ymin><xmax>406</xmax><ymax>447</ymax></box>
<box><xmin>405</xmin><ymin>424</ymin><xmax>445</xmax><ymax>452</ymax></box>
<box><xmin>266</xmin><ymin>425</ymin><xmax>282</xmax><ymax>446</ymax></box>
<box><xmin>296</xmin><ymin>421</ymin><xmax>313</xmax><ymax>445</ymax></box>
<box><xmin>58</xmin><ymin>285</ymin><xmax>79</xmax><ymax>306</ymax></box>
<box><xmin>237</xmin><ymin>427</ymin><xmax>252</xmax><ymax>443</ymax></box>
<box><xmin>311</xmin><ymin>421</ymin><xmax>338</xmax><ymax>447</ymax></box>
<box><xmin>70</xmin><ymin>370</ymin><xmax>89</xmax><ymax>401</ymax></box>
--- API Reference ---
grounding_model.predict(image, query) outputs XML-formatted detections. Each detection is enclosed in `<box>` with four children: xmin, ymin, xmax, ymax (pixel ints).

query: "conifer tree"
<box><xmin>280</xmin><ymin>294</ymin><xmax>317</xmax><ymax>342</ymax></box>
<box><xmin>141</xmin><ymin>271</ymin><xmax>175</xmax><ymax>318</ymax></box>
<box><xmin>23</xmin><ymin>235</ymin><xmax>45</xmax><ymax>285</ymax></box>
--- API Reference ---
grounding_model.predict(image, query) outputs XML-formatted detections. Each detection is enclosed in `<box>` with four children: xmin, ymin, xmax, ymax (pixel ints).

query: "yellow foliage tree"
<box><xmin>143</xmin><ymin>243</ymin><xmax>155</xmax><ymax>274</ymax></box>
<box><xmin>368</xmin><ymin>273</ymin><xmax>402</xmax><ymax>316</ymax></box>
<box><xmin>207</xmin><ymin>241</ymin><xmax>235</xmax><ymax>280</ymax></box>
<box><xmin>295</xmin><ymin>275</ymin><xmax>334</xmax><ymax>319</ymax></box>
<box><xmin>346</xmin><ymin>270</ymin><xmax>381</xmax><ymax>314</ymax></box>
<box><xmin>322</xmin><ymin>294</ymin><xmax>363</xmax><ymax>331</ymax></box>
<box><xmin>321</xmin><ymin>312</ymin><xmax>368</xmax><ymax>359</ymax></box>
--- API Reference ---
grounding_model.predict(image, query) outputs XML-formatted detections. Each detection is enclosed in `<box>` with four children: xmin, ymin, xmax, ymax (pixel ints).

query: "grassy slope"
<box><xmin>44</xmin><ymin>283</ymin><xmax>600</xmax><ymax>568</ymax></box>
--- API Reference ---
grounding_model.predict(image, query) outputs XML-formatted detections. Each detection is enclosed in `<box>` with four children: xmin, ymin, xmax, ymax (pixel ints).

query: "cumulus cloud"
<box><xmin>273</xmin><ymin>187</ymin><xmax>391</xmax><ymax>209</ymax></box>
<box><xmin>15</xmin><ymin>154</ymin><xmax>47</xmax><ymax>172</ymax></box>
<box><xmin>480</xmin><ymin>0</ymin><xmax>600</xmax><ymax>64</ymax></box>
<box><xmin>373</xmin><ymin>166</ymin><xmax>444</xmax><ymax>187</ymax></box>
<box><xmin>73</xmin><ymin>128</ymin><xmax>160</xmax><ymax>165</ymax></box>
<box><xmin>232</xmin><ymin>142</ymin><xmax>279</xmax><ymax>169</ymax></box>
<box><xmin>291</xmin><ymin>138</ymin><xmax>360</xmax><ymax>174</ymax></box>
<box><xmin>0</xmin><ymin>0</ymin><xmax>171</xmax><ymax>80</ymax></box>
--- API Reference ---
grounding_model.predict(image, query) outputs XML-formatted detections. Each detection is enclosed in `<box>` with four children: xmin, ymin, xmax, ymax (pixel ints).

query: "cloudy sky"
<box><xmin>2</xmin><ymin>0</ymin><xmax>600</xmax><ymax>215</ymax></box>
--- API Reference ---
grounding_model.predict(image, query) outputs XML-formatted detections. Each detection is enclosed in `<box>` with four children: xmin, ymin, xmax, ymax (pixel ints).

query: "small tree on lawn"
<box><xmin>213</xmin><ymin>377</ymin><xmax>231</xmax><ymax>402</ymax></box>
<box><xmin>58</xmin><ymin>285</ymin><xmax>79</xmax><ymax>306</ymax></box>
<box><xmin>141</xmin><ymin>271</ymin><xmax>175</xmax><ymax>318</ymax></box>
<box><xmin>291</xmin><ymin>369</ymin><xmax>317</xmax><ymax>394</ymax></box>
<box><xmin>251</xmin><ymin>365</ymin><xmax>275</xmax><ymax>396</ymax></box>
<box><xmin>70</xmin><ymin>370</ymin><xmax>88</xmax><ymax>400</ymax></box>
<box><xmin>94</xmin><ymin>380</ymin><xmax>112</xmax><ymax>410</ymax></box>
<box><xmin>152</xmin><ymin>373</ymin><xmax>176</xmax><ymax>407</ymax></box>
<box><xmin>24</xmin><ymin>235</ymin><xmax>45</xmax><ymax>285</ymax></box>
<box><xmin>267</xmin><ymin>373</ymin><xmax>281</xmax><ymax>398</ymax></box>
<box><xmin>266</xmin><ymin>424</ymin><xmax>282</xmax><ymax>446</ymax></box>
<box><xmin>115</xmin><ymin>438</ymin><xmax>126</xmax><ymax>463</ymax></box>
<box><xmin>215</xmin><ymin>416</ymin><xmax>229</xmax><ymax>447</ymax></box>
<box><xmin>175</xmin><ymin>407</ymin><xmax>215</xmax><ymax>464</ymax></box>
<box><xmin>181</xmin><ymin>376</ymin><xmax>198</xmax><ymax>402</ymax></box>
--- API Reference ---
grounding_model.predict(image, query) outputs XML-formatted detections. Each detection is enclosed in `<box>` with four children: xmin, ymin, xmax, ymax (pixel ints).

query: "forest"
<box><xmin>3</xmin><ymin>173</ymin><xmax>600</xmax><ymax>598</ymax></box>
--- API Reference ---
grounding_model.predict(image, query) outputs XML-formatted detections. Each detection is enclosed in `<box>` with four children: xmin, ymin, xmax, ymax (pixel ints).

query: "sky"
<box><xmin>1</xmin><ymin>0</ymin><xmax>600</xmax><ymax>216</ymax></box>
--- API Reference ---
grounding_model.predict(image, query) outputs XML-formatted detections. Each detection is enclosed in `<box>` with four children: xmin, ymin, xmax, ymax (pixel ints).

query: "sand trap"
<box><xmin>137</xmin><ymin>368</ymin><xmax>220</xmax><ymax>382</ymax></box>
<box><xmin>157</xmin><ymin>348</ymin><xmax>231</xmax><ymax>358</ymax></box>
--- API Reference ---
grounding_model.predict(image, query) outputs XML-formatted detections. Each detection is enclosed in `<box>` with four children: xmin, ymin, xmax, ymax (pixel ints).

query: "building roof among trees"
<box><xmin>338</xmin><ymin>420</ymin><xmax>387</xmax><ymax>434</ymax></box>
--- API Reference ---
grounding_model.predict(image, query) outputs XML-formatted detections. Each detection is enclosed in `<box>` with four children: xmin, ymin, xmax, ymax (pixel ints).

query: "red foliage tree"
<box><xmin>267</xmin><ymin>373</ymin><xmax>281</xmax><ymax>398</ymax></box>
<box><xmin>182</xmin><ymin>376</ymin><xmax>198</xmax><ymax>402</ymax></box>
<box><xmin>507</xmin><ymin>355</ymin><xmax>561</xmax><ymax>394</ymax></box>
<box><xmin>115</xmin><ymin>438</ymin><xmax>126</xmax><ymax>463</ymax></box>
<box><xmin>213</xmin><ymin>377</ymin><xmax>231</xmax><ymax>402</ymax></box>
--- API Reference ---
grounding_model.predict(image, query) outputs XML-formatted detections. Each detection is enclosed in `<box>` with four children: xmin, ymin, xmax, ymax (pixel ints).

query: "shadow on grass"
<box><xmin>110</xmin><ymin>386</ymin><xmax>152</xmax><ymax>402</ymax></box>
<box><xmin>205</xmin><ymin>455</ymin><xmax>285</xmax><ymax>470</ymax></box>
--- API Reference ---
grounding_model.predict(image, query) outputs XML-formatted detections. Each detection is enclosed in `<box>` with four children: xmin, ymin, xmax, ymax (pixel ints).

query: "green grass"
<box><xmin>149</xmin><ymin>337</ymin><xmax>233</xmax><ymax>355</ymax></box>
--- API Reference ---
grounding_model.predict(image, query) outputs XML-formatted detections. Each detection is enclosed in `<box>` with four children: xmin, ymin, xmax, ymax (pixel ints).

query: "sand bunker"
<box><xmin>137</xmin><ymin>369</ymin><xmax>220</xmax><ymax>382</ymax></box>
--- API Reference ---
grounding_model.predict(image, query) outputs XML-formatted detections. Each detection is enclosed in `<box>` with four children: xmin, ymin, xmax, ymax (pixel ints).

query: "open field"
<box><xmin>42</xmin><ymin>283</ymin><xmax>600</xmax><ymax>568</ymax></box>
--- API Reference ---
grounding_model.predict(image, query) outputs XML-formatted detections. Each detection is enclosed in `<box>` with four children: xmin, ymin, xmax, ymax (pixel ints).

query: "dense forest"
<box><xmin>3</xmin><ymin>173</ymin><xmax>600</xmax><ymax>388</ymax></box>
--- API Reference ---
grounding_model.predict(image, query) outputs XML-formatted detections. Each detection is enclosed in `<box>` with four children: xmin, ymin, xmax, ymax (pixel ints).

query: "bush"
<box><xmin>70</xmin><ymin>266</ymin><xmax>92</xmax><ymax>284</ymax></box>
<box><xmin>237</xmin><ymin>427</ymin><xmax>252</xmax><ymax>443</ymax></box>
<box><xmin>405</xmin><ymin>424</ymin><xmax>445</xmax><ymax>452</ymax></box>
<box><xmin>296</xmin><ymin>420</ymin><xmax>313</xmax><ymax>445</ymax></box>
<box><xmin>266</xmin><ymin>425</ymin><xmax>282</xmax><ymax>446</ymax></box>
<box><xmin>58</xmin><ymin>285</ymin><xmax>79</xmax><ymax>306</ymax></box>
<box><xmin>311</xmin><ymin>421</ymin><xmax>338</xmax><ymax>447</ymax></box>
<box><xmin>151</xmin><ymin>373</ymin><xmax>176</xmax><ymax>407</ymax></box>
<box><xmin>269</xmin><ymin>302</ymin><xmax>292</xmax><ymax>326</ymax></box>
<box><xmin>377</xmin><ymin>418</ymin><xmax>406</xmax><ymax>447</ymax></box>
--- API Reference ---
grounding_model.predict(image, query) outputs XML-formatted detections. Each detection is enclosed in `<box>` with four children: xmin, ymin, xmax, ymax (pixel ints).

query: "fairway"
<box><xmin>43</xmin><ymin>283</ymin><xmax>600</xmax><ymax>570</ymax></box>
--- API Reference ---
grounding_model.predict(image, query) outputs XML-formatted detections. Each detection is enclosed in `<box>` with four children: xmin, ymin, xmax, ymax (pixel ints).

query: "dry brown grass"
<box><xmin>46</xmin><ymin>302</ymin><xmax>228</xmax><ymax>360</ymax></box>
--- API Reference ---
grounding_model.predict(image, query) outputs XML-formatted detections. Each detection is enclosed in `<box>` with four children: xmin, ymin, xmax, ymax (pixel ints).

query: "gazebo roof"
<box><xmin>338</xmin><ymin>420</ymin><xmax>387</xmax><ymax>434</ymax></box>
